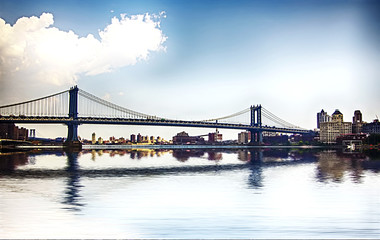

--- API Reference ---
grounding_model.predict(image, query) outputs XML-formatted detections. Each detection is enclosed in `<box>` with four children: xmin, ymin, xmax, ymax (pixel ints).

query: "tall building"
<box><xmin>317</xmin><ymin>109</ymin><xmax>331</xmax><ymax>129</ymax></box>
<box><xmin>130</xmin><ymin>134</ymin><xmax>136</xmax><ymax>143</ymax></box>
<box><xmin>352</xmin><ymin>110</ymin><xmax>363</xmax><ymax>133</ymax></box>
<box><xmin>353</xmin><ymin>110</ymin><xmax>362</xmax><ymax>122</ymax></box>
<box><xmin>238</xmin><ymin>131</ymin><xmax>251</xmax><ymax>144</ymax></box>
<box><xmin>320</xmin><ymin>109</ymin><xmax>352</xmax><ymax>144</ymax></box>
<box><xmin>92</xmin><ymin>133</ymin><xmax>96</xmax><ymax>144</ymax></box>
<box><xmin>208</xmin><ymin>129</ymin><xmax>222</xmax><ymax>142</ymax></box>
<box><xmin>29</xmin><ymin>129</ymin><xmax>36</xmax><ymax>138</ymax></box>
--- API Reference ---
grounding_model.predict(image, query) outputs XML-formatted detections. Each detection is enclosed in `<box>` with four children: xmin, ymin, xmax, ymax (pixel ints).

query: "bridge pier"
<box><xmin>64</xmin><ymin>86</ymin><xmax>81</xmax><ymax>150</ymax></box>
<box><xmin>249</xmin><ymin>130</ymin><xmax>263</xmax><ymax>145</ymax></box>
<box><xmin>64</xmin><ymin>122</ymin><xmax>82</xmax><ymax>149</ymax></box>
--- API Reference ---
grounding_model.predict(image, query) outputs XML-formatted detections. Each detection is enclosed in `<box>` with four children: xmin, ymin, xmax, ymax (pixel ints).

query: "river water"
<box><xmin>0</xmin><ymin>147</ymin><xmax>379</xmax><ymax>238</ymax></box>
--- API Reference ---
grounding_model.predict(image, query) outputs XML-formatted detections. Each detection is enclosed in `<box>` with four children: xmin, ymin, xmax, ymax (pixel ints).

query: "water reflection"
<box><xmin>316</xmin><ymin>151</ymin><xmax>371</xmax><ymax>183</ymax></box>
<box><xmin>2</xmin><ymin>148</ymin><xmax>379</xmax><ymax>178</ymax></box>
<box><xmin>62</xmin><ymin>150</ymin><xmax>85</xmax><ymax>212</ymax></box>
<box><xmin>85</xmin><ymin>148</ymin><xmax>226</xmax><ymax>162</ymax></box>
<box><xmin>0</xmin><ymin>151</ymin><xmax>28</xmax><ymax>172</ymax></box>
<box><xmin>1</xmin><ymin>147</ymin><xmax>380</xmax><ymax>214</ymax></box>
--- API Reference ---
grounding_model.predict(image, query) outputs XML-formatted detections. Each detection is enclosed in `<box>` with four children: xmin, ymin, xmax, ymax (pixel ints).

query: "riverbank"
<box><xmin>82</xmin><ymin>144</ymin><xmax>333</xmax><ymax>150</ymax></box>
<box><xmin>3</xmin><ymin>139</ymin><xmax>377</xmax><ymax>151</ymax></box>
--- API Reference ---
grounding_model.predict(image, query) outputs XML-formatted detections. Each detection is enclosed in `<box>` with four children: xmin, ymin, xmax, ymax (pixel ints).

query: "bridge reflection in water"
<box><xmin>1</xmin><ymin>148</ymin><xmax>379</xmax><ymax>212</ymax></box>
<box><xmin>62</xmin><ymin>151</ymin><xmax>84</xmax><ymax>212</ymax></box>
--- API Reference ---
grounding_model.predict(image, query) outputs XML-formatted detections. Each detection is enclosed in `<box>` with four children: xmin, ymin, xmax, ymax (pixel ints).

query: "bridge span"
<box><xmin>0</xmin><ymin>86</ymin><xmax>313</xmax><ymax>147</ymax></box>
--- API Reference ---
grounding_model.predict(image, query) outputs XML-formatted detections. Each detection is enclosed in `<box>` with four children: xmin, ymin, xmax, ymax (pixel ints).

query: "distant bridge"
<box><xmin>0</xmin><ymin>86</ymin><xmax>313</xmax><ymax>147</ymax></box>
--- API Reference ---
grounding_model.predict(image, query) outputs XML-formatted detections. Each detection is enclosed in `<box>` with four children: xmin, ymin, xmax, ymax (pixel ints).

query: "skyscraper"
<box><xmin>353</xmin><ymin>110</ymin><xmax>362</xmax><ymax>123</ymax></box>
<box><xmin>317</xmin><ymin>109</ymin><xmax>331</xmax><ymax>129</ymax></box>
<box><xmin>130</xmin><ymin>134</ymin><xmax>136</xmax><ymax>143</ymax></box>
<box><xmin>352</xmin><ymin>110</ymin><xmax>363</xmax><ymax>133</ymax></box>
<box><xmin>92</xmin><ymin>132</ymin><xmax>96</xmax><ymax>144</ymax></box>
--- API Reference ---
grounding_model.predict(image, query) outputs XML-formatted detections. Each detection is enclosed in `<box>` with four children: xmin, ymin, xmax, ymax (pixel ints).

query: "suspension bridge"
<box><xmin>0</xmin><ymin>86</ymin><xmax>312</xmax><ymax>147</ymax></box>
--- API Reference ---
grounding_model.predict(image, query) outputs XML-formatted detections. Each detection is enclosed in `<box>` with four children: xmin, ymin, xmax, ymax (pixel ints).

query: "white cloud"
<box><xmin>0</xmin><ymin>12</ymin><xmax>167</xmax><ymax>103</ymax></box>
<box><xmin>102</xmin><ymin>92</ymin><xmax>111</xmax><ymax>101</ymax></box>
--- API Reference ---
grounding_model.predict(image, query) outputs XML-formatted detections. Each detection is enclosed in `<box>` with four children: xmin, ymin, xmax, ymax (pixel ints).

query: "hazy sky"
<box><xmin>0</xmin><ymin>0</ymin><xmax>379</xmax><ymax>140</ymax></box>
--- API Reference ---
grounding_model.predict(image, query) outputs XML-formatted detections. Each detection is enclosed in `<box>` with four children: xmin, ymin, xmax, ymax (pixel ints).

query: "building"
<box><xmin>0</xmin><ymin>123</ymin><xmax>28</xmax><ymax>141</ymax></box>
<box><xmin>317</xmin><ymin>109</ymin><xmax>331</xmax><ymax>129</ymax></box>
<box><xmin>238</xmin><ymin>131</ymin><xmax>251</xmax><ymax>144</ymax></box>
<box><xmin>208</xmin><ymin>129</ymin><xmax>222</xmax><ymax>143</ymax></box>
<box><xmin>130</xmin><ymin>134</ymin><xmax>136</xmax><ymax>143</ymax></box>
<box><xmin>290</xmin><ymin>134</ymin><xmax>316</xmax><ymax>144</ymax></box>
<box><xmin>362</xmin><ymin>119</ymin><xmax>380</xmax><ymax>134</ymax></box>
<box><xmin>352</xmin><ymin>110</ymin><xmax>363</xmax><ymax>133</ymax></box>
<box><xmin>320</xmin><ymin>109</ymin><xmax>352</xmax><ymax>144</ymax></box>
<box><xmin>29</xmin><ymin>129</ymin><xmax>36</xmax><ymax>138</ymax></box>
<box><xmin>136</xmin><ymin>133</ymin><xmax>142</xmax><ymax>143</ymax></box>
<box><xmin>91</xmin><ymin>133</ymin><xmax>96</xmax><ymax>144</ymax></box>
<box><xmin>263</xmin><ymin>134</ymin><xmax>289</xmax><ymax>145</ymax></box>
<box><xmin>173</xmin><ymin>131</ymin><xmax>204</xmax><ymax>144</ymax></box>
<box><xmin>336</xmin><ymin>133</ymin><xmax>367</xmax><ymax>147</ymax></box>
<box><xmin>98</xmin><ymin>137</ymin><xmax>103</xmax><ymax>144</ymax></box>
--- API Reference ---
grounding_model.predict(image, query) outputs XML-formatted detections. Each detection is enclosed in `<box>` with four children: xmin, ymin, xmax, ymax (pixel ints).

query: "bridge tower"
<box><xmin>250</xmin><ymin>105</ymin><xmax>262</xmax><ymax>127</ymax></box>
<box><xmin>64</xmin><ymin>86</ymin><xmax>81</xmax><ymax>149</ymax></box>
<box><xmin>250</xmin><ymin>105</ymin><xmax>263</xmax><ymax>144</ymax></box>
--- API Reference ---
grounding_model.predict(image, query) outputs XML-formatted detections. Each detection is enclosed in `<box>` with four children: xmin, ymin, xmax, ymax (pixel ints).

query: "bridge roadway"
<box><xmin>0</xmin><ymin>115</ymin><xmax>312</xmax><ymax>134</ymax></box>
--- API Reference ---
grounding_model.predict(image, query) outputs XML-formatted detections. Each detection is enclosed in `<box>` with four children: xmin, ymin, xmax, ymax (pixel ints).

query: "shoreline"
<box><xmin>16</xmin><ymin>144</ymin><xmax>337</xmax><ymax>150</ymax></box>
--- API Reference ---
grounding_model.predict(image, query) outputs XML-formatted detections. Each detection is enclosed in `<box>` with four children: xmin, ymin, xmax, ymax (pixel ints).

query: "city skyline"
<box><xmin>1</xmin><ymin>0</ymin><xmax>379</xmax><ymax>140</ymax></box>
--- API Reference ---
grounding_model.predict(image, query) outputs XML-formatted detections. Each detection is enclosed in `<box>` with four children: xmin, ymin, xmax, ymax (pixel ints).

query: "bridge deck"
<box><xmin>0</xmin><ymin>116</ymin><xmax>311</xmax><ymax>134</ymax></box>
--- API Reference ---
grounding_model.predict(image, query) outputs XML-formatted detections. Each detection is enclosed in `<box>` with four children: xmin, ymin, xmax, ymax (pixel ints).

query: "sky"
<box><xmin>0</xmin><ymin>0</ymin><xmax>379</xmax><ymax>140</ymax></box>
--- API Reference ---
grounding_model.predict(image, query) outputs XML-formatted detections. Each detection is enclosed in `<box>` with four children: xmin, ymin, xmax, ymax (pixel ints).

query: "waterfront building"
<box><xmin>208</xmin><ymin>129</ymin><xmax>222</xmax><ymax>143</ymax></box>
<box><xmin>29</xmin><ymin>129</ymin><xmax>36</xmax><ymax>138</ymax></box>
<box><xmin>137</xmin><ymin>133</ymin><xmax>142</xmax><ymax>143</ymax></box>
<box><xmin>98</xmin><ymin>137</ymin><xmax>103</xmax><ymax>144</ymax></box>
<box><xmin>0</xmin><ymin>123</ymin><xmax>28</xmax><ymax>141</ymax></box>
<box><xmin>317</xmin><ymin>109</ymin><xmax>331</xmax><ymax>129</ymax></box>
<box><xmin>262</xmin><ymin>132</ymin><xmax>277</xmax><ymax>137</ymax></box>
<box><xmin>173</xmin><ymin>131</ymin><xmax>204</xmax><ymax>144</ymax></box>
<box><xmin>352</xmin><ymin>110</ymin><xmax>363</xmax><ymax>133</ymax></box>
<box><xmin>91</xmin><ymin>133</ymin><xmax>96</xmax><ymax>144</ymax></box>
<box><xmin>290</xmin><ymin>134</ymin><xmax>316</xmax><ymax>144</ymax></box>
<box><xmin>238</xmin><ymin>131</ymin><xmax>251</xmax><ymax>144</ymax></box>
<box><xmin>362</xmin><ymin>119</ymin><xmax>380</xmax><ymax>134</ymax></box>
<box><xmin>320</xmin><ymin>109</ymin><xmax>352</xmax><ymax>144</ymax></box>
<box><xmin>263</xmin><ymin>134</ymin><xmax>289</xmax><ymax>145</ymax></box>
<box><xmin>130</xmin><ymin>134</ymin><xmax>136</xmax><ymax>143</ymax></box>
<box><xmin>336</xmin><ymin>133</ymin><xmax>367</xmax><ymax>147</ymax></box>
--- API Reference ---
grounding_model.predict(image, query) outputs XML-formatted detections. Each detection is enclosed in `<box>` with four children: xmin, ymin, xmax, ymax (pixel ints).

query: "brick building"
<box><xmin>0</xmin><ymin>123</ymin><xmax>28</xmax><ymax>141</ymax></box>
